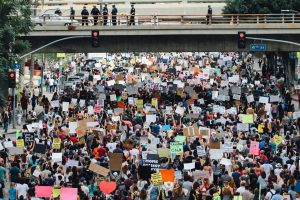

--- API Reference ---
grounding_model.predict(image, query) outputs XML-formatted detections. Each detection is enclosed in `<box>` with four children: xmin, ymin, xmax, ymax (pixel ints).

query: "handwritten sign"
<box><xmin>16</xmin><ymin>139</ymin><xmax>24</xmax><ymax>147</ymax></box>
<box><xmin>52</xmin><ymin>138</ymin><xmax>61</xmax><ymax>149</ymax></box>
<box><xmin>170</xmin><ymin>142</ymin><xmax>183</xmax><ymax>154</ymax></box>
<box><xmin>151</xmin><ymin>172</ymin><xmax>163</xmax><ymax>186</ymax></box>
<box><xmin>250</xmin><ymin>141</ymin><xmax>260</xmax><ymax>156</ymax></box>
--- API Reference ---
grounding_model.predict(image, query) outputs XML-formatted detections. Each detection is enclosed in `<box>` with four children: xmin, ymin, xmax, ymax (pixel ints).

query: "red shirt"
<box><xmin>98</xmin><ymin>146</ymin><xmax>106</xmax><ymax>158</ymax></box>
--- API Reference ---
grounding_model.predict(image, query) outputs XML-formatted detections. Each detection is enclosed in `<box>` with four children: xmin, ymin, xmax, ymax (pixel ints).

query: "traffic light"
<box><xmin>91</xmin><ymin>30</ymin><xmax>100</xmax><ymax>47</ymax></box>
<box><xmin>238</xmin><ymin>31</ymin><xmax>246</xmax><ymax>49</ymax></box>
<box><xmin>8</xmin><ymin>71</ymin><xmax>16</xmax><ymax>88</ymax></box>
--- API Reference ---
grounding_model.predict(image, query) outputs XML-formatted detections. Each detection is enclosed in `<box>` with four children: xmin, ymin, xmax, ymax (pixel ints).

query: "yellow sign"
<box><xmin>151</xmin><ymin>172</ymin><xmax>163</xmax><ymax>186</ymax></box>
<box><xmin>273</xmin><ymin>135</ymin><xmax>283</xmax><ymax>146</ymax></box>
<box><xmin>242</xmin><ymin>114</ymin><xmax>254</xmax><ymax>124</ymax></box>
<box><xmin>177</xmin><ymin>89</ymin><xmax>184</xmax><ymax>97</ymax></box>
<box><xmin>56</xmin><ymin>53</ymin><xmax>66</xmax><ymax>58</ymax></box>
<box><xmin>151</xmin><ymin>98</ymin><xmax>158</xmax><ymax>108</ymax></box>
<box><xmin>135</xmin><ymin>99</ymin><xmax>143</xmax><ymax>109</ymax></box>
<box><xmin>16</xmin><ymin>139</ymin><xmax>24</xmax><ymax>147</ymax></box>
<box><xmin>297</xmin><ymin>52</ymin><xmax>300</xmax><ymax>58</ymax></box>
<box><xmin>52</xmin><ymin>138</ymin><xmax>61</xmax><ymax>149</ymax></box>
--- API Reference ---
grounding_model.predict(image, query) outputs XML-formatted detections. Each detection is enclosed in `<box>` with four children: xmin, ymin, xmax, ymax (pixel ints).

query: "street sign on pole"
<box><xmin>250</xmin><ymin>44</ymin><xmax>267</xmax><ymax>51</ymax></box>
<box><xmin>13</xmin><ymin>64</ymin><xmax>21</xmax><ymax>69</ymax></box>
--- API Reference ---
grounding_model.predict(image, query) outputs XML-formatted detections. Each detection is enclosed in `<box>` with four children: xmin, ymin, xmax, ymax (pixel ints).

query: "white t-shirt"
<box><xmin>106</xmin><ymin>142</ymin><xmax>117</xmax><ymax>152</ymax></box>
<box><xmin>49</xmin><ymin>79</ymin><xmax>54</xmax><ymax>86</ymax></box>
<box><xmin>16</xmin><ymin>183</ymin><xmax>29</xmax><ymax>199</ymax></box>
<box><xmin>129</xmin><ymin>148</ymin><xmax>139</xmax><ymax>159</ymax></box>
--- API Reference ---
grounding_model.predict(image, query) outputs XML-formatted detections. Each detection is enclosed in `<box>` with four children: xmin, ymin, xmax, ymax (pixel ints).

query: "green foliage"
<box><xmin>223</xmin><ymin>0</ymin><xmax>300</xmax><ymax>14</ymax></box>
<box><xmin>0</xmin><ymin>0</ymin><xmax>32</xmax><ymax>108</ymax></box>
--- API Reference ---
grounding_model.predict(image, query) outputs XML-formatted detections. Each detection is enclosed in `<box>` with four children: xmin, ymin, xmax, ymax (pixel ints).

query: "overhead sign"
<box><xmin>57</xmin><ymin>53</ymin><xmax>66</xmax><ymax>58</ymax></box>
<box><xmin>250</xmin><ymin>44</ymin><xmax>267</xmax><ymax>51</ymax></box>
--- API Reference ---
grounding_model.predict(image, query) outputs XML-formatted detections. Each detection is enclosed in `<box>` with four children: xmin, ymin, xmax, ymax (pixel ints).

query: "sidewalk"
<box><xmin>0</xmin><ymin>88</ymin><xmax>53</xmax><ymax>139</ymax></box>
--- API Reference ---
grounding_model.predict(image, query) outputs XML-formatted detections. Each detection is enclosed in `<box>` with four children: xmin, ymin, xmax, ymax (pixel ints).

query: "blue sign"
<box><xmin>13</xmin><ymin>64</ymin><xmax>21</xmax><ymax>69</ymax></box>
<box><xmin>250</xmin><ymin>44</ymin><xmax>267</xmax><ymax>51</ymax></box>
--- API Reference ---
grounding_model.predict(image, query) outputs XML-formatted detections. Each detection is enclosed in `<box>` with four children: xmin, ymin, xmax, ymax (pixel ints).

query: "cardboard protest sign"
<box><xmin>250</xmin><ymin>141</ymin><xmax>260</xmax><ymax>156</ymax></box>
<box><xmin>196</xmin><ymin>145</ymin><xmax>206</xmax><ymax>157</ymax></box>
<box><xmin>242</xmin><ymin>114</ymin><xmax>254</xmax><ymax>123</ymax></box>
<box><xmin>199</xmin><ymin>127</ymin><xmax>210</xmax><ymax>137</ymax></box>
<box><xmin>16</xmin><ymin>139</ymin><xmax>24</xmax><ymax>147</ymax></box>
<box><xmin>76</xmin><ymin>118</ymin><xmax>94</xmax><ymax>138</ymax></box>
<box><xmin>109</xmin><ymin>153</ymin><xmax>123</xmax><ymax>171</ymax></box>
<box><xmin>160</xmin><ymin>169</ymin><xmax>175</xmax><ymax>182</ymax></box>
<box><xmin>35</xmin><ymin>186</ymin><xmax>53</xmax><ymax>198</ymax></box>
<box><xmin>183</xmin><ymin>126</ymin><xmax>200</xmax><ymax>137</ymax></box>
<box><xmin>151</xmin><ymin>173</ymin><xmax>163</xmax><ymax>186</ymax></box>
<box><xmin>143</xmin><ymin>154</ymin><xmax>161</xmax><ymax>169</ymax></box>
<box><xmin>170</xmin><ymin>142</ymin><xmax>183</xmax><ymax>154</ymax></box>
<box><xmin>60</xmin><ymin>188</ymin><xmax>78</xmax><ymax>200</ymax></box>
<box><xmin>231</xmin><ymin>86</ymin><xmax>241</xmax><ymax>94</ymax></box>
<box><xmin>33</xmin><ymin>144</ymin><xmax>46</xmax><ymax>154</ymax></box>
<box><xmin>52</xmin><ymin>138</ymin><xmax>61</xmax><ymax>149</ymax></box>
<box><xmin>89</xmin><ymin>163</ymin><xmax>109</xmax><ymax>177</ymax></box>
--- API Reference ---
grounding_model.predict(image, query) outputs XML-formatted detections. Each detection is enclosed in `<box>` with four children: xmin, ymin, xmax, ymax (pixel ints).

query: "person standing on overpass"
<box><xmin>206</xmin><ymin>5</ymin><xmax>212</xmax><ymax>25</ymax></box>
<box><xmin>81</xmin><ymin>6</ymin><xmax>89</xmax><ymax>26</ymax></box>
<box><xmin>111</xmin><ymin>5</ymin><xmax>118</xmax><ymax>26</ymax></box>
<box><xmin>103</xmin><ymin>4</ymin><xmax>108</xmax><ymax>26</ymax></box>
<box><xmin>70</xmin><ymin>7</ymin><xmax>75</xmax><ymax>20</ymax></box>
<box><xmin>129</xmin><ymin>4</ymin><xmax>135</xmax><ymax>25</ymax></box>
<box><xmin>91</xmin><ymin>5</ymin><xmax>100</xmax><ymax>25</ymax></box>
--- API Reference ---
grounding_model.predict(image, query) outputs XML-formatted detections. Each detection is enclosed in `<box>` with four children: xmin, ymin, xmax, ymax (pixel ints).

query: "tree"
<box><xmin>0</xmin><ymin>0</ymin><xmax>32</xmax><ymax>108</ymax></box>
<box><xmin>223</xmin><ymin>0</ymin><xmax>300</xmax><ymax>14</ymax></box>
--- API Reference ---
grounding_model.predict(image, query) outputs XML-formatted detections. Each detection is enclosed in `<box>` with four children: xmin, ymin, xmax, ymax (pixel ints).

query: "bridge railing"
<box><xmin>31</xmin><ymin>13</ymin><xmax>300</xmax><ymax>27</ymax></box>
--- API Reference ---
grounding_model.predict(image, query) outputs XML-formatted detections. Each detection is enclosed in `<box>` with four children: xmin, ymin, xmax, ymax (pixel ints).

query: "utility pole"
<box><xmin>41</xmin><ymin>53</ymin><xmax>44</xmax><ymax>96</ymax></box>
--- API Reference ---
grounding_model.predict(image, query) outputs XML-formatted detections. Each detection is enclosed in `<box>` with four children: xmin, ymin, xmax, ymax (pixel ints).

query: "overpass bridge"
<box><xmin>24</xmin><ymin>14</ymin><xmax>300</xmax><ymax>53</ymax></box>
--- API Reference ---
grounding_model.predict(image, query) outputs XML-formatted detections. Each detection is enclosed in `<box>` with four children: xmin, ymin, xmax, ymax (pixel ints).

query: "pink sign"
<box><xmin>60</xmin><ymin>188</ymin><xmax>78</xmax><ymax>200</ymax></box>
<box><xmin>94</xmin><ymin>104</ymin><xmax>102</xmax><ymax>113</ymax></box>
<box><xmin>250</xmin><ymin>141</ymin><xmax>260</xmax><ymax>156</ymax></box>
<box><xmin>35</xmin><ymin>186</ymin><xmax>53</xmax><ymax>198</ymax></box>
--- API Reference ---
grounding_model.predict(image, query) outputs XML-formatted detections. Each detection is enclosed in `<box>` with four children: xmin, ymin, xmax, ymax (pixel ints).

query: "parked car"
<box><xmin>31</xmin><ymin>14</ymin><xmax>79</xmax><ymax>26</ymax></box>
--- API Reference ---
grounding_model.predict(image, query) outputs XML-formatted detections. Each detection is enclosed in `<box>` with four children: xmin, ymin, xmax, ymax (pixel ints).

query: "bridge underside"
<box><xmin>24</xmin><ymin>34</ymin><xmax>300</xmax><ymax>53</ymax></box>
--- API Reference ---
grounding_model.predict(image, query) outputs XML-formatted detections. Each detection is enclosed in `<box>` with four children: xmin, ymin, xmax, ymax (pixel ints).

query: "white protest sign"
<box><xmin>247</xmin><ymin>95</ymin><xmax>254</xmax><ymax>103</ymax></box>
<box><xmin>110</xmin><ymin>94</ymin><xmax>117</xmax><ymax>101</ymax></box>
<box><xmin>51</xmin><ymin>100</ymin><xmax>59</xmax><ymax>108</ymax></box>
<box><xmin>259</xmin><ymin>96</ymin><xmax>269</xmax><ymax>104</ymax></box>
<box><xmin>87</xmin><ymin>106</ymin><xmax>94</xmax><ymax>115</ymax></box>
<box><xmin>196</xmin><ymin>146</ymin><xmax>206</xmax><ymax>157</ymax></box>
<box><xmin>62</xmin><ymin>102</ymin><xmax>69</xmax><ymax>112</ymax></box>
<box><xmin>69</xmin><ymin>122</ymin><xmax>78</xmax><ymax>134</ymax></box>
<box><xmin>52</xmin><ymin>153</ymin><xmax>62</xmax><ymax>162</ymax></box>
<box><xmin>269</xmin><ymin>95</ymin><xmax>280</xmax><ymax>103</ymax></box>
<box><xmin>184</xmin><ymin>162</ymin><xmax>195</xmax><ymax>170</ymax></box>
<box><xmin>146</xmin><ymin>115</ymin><xmax>156</xmax><ymax>123</ymax></box>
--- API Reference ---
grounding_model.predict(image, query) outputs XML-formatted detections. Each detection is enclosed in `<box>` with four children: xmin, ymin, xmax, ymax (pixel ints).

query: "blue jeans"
<box><xmin>3</xmin><ymin>122</ymin><xmax>8</xmax><ymax>133</ymax></box>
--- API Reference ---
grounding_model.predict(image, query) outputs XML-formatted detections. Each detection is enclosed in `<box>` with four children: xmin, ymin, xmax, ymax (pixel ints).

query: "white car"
<box><xmin>31</xmin><ymin>14</ymin><xmax>79</xmax><ymax>26</ymax></box>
